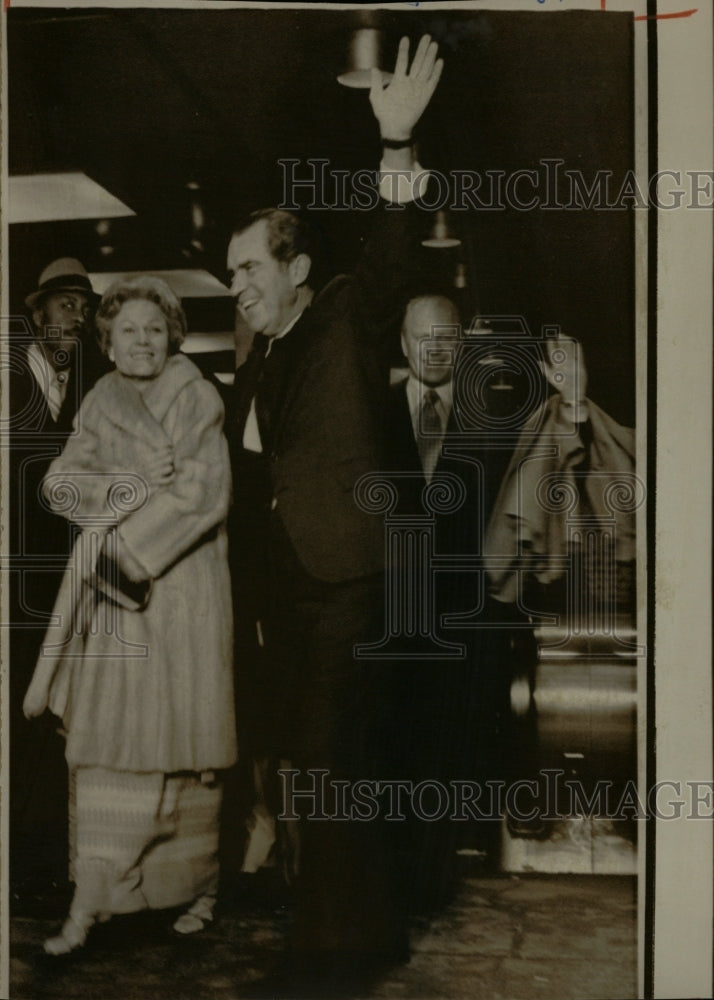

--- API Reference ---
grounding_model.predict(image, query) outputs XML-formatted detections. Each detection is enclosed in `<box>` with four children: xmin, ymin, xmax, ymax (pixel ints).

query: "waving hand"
<box><xmin>369</xmin><ymin>35</ymin><xmax>443</xmax><ymax>141</ymax></box>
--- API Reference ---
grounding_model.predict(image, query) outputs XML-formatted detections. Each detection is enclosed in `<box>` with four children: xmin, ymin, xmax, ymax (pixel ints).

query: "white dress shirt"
<box><xmin>378</xmin><ymin>161</ymin><xmax>429</xmax><ymax>204</ymax></box>
<box><xmin>26</xmin><ymin>341</ymin><xmax>70</xmax><ymax>423</ymax></box>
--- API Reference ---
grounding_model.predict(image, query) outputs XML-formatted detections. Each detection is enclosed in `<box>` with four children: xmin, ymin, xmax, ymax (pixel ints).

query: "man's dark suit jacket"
<box><xmin>385</xmin><ymin>376</ymin><xmax>482</xmax><ymax>613</ymax></box>
<box><xmin>381</xmin><ymin>377</ymin><xmax>488</xmax><ymax>912</ymax></box>
<box><xmin>228</xmin><ymin>204</ymin><xmax>422</xmax><ymax>586</ymax></box>
<box><xmin>225</xmin><ymin>204</ymin><xmax>429</xmax><ymax>961</ymax></box>
<box><xmin>384</xmin><ymin>377</ymin><xmax>516</xmax><ymax>781</ymax></box>
<box><xmin>384</xmin><ymin>375</ymin><xmax>529</xmax><ymax>810</ymax></box>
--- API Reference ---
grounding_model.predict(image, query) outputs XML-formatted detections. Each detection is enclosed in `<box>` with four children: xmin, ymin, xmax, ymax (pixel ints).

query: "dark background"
<box><xmin>8</xmin><ymin>7</ymin><xmax>635</xmax><ymax>425</ymax></box>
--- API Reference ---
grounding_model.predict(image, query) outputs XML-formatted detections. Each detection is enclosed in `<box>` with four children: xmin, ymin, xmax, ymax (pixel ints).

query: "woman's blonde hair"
<box><xmin>95</xmin><ymin>275</ymin><xmax>186</xmax><ymax>355</ymax></box>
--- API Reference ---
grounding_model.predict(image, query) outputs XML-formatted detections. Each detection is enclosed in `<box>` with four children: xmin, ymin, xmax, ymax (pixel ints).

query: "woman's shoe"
<box><xmin>43</xmin><ymin>912</ymin><xmax>94</xmax><ymax>956</ymax></box>
<box><xmin>172</xmin><ymin>893</ymin><xmax>216</xmax><ymax>935</ymax></box>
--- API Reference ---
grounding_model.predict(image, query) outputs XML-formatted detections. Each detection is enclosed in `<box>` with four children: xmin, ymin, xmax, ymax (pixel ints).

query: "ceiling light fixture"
<box><xmin>87</xmin><ymin>269</ymin><xmax>231</xmax><ymax>299</ymax></box>
<box><xmin>337</xmin><ymin>28</ymin><xmax>392</xmax><ymax>89</ymax></box>
<box><xmin>8</xmin><ymin>172</ymin><xmax>135</xmax><ymax>224</ymax></box>
<box><xmin>421</xmin><ymin>211</ymin><xmax>462</xmax><ymax>249</ymax></box>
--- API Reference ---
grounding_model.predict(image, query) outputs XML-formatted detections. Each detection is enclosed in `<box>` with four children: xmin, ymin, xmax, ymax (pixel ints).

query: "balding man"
<box><xmin>396</xmin><ymin>294</ymin><xmax>462</xmax><ymax>480</ymax></box>
<box><xmin>388</xmin><ymin>293</ymin><xmax>483</xmax><ymax>574</ymax></box>
<box><xmin>384</xmin><ymin>293</ymin><xmax>490</xmax><ymax>913</ymax></box>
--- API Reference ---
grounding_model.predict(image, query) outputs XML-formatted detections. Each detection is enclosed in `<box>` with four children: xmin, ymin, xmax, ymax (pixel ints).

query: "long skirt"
<box><xmin>68</xmin><ymin>766</ymin><xmax>222</xmax><ymax>917</ymax></box>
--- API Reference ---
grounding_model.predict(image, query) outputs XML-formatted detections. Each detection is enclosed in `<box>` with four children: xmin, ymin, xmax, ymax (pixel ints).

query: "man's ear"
<box><xmin>289</xmin><ymin>253</ymin><xmax>312</xmax><ymax>288</ymax></box>
<box><xmin>400</xmin><ymin>331</ymin><xmax>408</xmax><ymax>358</ymax></box>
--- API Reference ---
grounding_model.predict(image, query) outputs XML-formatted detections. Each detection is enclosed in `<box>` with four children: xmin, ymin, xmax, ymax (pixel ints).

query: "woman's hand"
<box><xmin>143</xmin><ymin>445</ymin><xmax>175</xmax><ymax>489</ymax></box>
<box><xmin>23</xmin><ymin>687</ymin><xmax>47</xmax><ymax>720</ymax></box>
<box><xmin>115</xmin><ymin>534</ymin><xmax>150</xmax><ymax>584</ymax></box>
<box><xmin>369</xmin><ymin>34</ymin><xmax>443</xmax><ymax>142</ymax></box>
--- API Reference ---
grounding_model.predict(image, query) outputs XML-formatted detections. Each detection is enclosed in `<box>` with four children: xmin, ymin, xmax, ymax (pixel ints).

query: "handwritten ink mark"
<box><xmin>634</xmin><ymin>7</ymin><xmax>698</xmax><ymax>20</ymax></box>
<box><xmin>537</xmin><ymin>0</ymin><xmax>697</xmax><ymax>20</ymax></box>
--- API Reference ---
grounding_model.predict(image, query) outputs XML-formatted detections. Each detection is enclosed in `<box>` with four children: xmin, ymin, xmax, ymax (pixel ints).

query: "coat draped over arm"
<box><xmin>484</xmin><ymin>394</ymin><xmax>637</xmax><ymax>607</ymax></box>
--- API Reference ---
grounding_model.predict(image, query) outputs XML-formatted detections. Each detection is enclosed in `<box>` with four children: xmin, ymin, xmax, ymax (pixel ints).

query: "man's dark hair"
<box><xmin>233</xmin><ymin>207</ymin><xmax>315</xmax><ymax>267</ymax></box>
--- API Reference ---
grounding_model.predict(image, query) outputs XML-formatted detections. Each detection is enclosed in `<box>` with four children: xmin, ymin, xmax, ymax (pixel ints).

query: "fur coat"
<box><xmin>24</xmin><ymin>352</ymin><xmax>237</xmax><ymax>773</ymax></box>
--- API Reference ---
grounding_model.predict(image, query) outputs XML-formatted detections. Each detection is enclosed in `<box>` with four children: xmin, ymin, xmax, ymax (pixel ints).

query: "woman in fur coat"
<box><xmin>24</xmin><ymin>276</ymin><xmax>236</xmax><ymax>954</ymax></box>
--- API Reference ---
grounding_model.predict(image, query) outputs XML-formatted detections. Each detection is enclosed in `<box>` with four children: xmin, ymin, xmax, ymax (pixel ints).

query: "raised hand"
<box><xmin>369</xmin><ymin>34</ymin><xmax>443</xmax><ymax>141</ymax></box>
<box><xmin>143</xmin><ymin>444</ymin><xmax>175</xmax><ymax>489</ymax></box>
<box><xmin>541</xmin><ymin>335</ymin><xmax>587</xmax><ymax>405</ymax></box>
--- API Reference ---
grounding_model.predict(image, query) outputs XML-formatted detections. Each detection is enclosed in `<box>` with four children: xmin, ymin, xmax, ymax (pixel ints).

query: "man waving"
<box><xmin>225</xmin><ymin>35</ymin><xmax>443</xmax><ymax>988</ymax></box>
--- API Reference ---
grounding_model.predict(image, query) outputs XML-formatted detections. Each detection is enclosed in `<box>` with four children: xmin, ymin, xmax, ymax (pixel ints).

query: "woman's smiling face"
<box><xmin>109</xmin><ymin>299</ymin><xmax>170</xmax><ymax>382</ymax></box>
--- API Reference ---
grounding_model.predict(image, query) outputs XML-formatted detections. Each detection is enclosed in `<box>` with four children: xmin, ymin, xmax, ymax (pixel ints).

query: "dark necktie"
<box><xmin>417</xmin><ymin>389</ymin><xmax>443</xmax><ymax>483</ymax></box>
<box><xmin>47</xmin><ymin>368</ymin><xmax>68</xmax><ymax>422</ymax></box>
<box><xmin>55</xmin><ymin>366</ymin><xmax>79</xmax><ymax>432</ymax></box>
<box><xmin>255</xmin><ymin>335</ymin><xmax>289</xmax><ymax>452</ymax></box>
<box><xmin>231</xmin><ymin>333</ymin><xmax>271</xmax><ymax>446</ymax></box>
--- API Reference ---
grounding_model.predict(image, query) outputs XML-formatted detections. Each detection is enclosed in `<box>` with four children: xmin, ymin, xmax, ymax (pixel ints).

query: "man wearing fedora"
<box><xmin>8</xmin><ymin>257</ymin><xmax>106</xmax><ymax>907</ymax></box>
<box><xmin>18</xmin><ymin>257</ymin><xmax>101</xmax><ymax>431</ymax></box>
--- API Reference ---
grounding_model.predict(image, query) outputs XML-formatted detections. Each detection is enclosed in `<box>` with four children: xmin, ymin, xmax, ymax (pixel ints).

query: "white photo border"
<box><xmin>1</xmin><ymin>3</ymin><xmax>711</xmax><ymax>998</ymax></box>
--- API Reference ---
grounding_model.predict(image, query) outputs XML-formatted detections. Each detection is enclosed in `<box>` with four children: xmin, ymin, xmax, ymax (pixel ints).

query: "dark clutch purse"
<box><xmin>93</xmin><ymin>550</ymin><xmax>152</xmax><ymax>611</ymax></box>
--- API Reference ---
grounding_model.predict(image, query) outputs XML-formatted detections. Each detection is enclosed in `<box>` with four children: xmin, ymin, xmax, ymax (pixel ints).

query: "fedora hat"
<box><xmin>25</xmin><ymin>258</ymin><xmax>98</xmax><ymax>310</ymax></box>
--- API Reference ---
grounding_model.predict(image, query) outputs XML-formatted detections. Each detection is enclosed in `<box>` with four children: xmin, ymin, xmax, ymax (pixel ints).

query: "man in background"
<box><xmin>9</xmin><ymin>257</ymin><xmax>105</xmax><ymax>908</ymax></box>
<box><xmin>384</xmin><ymin>293</ymin><xmax>494</xmax><ymax>911</ymax></box>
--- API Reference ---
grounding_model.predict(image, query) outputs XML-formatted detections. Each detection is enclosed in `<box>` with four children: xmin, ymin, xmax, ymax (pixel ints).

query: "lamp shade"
<box><xmin>421</xmin><ymin>211</ymin><xmax>462</xmax><ymax>249</ymax></box>
<box><xmin>337</xmin><ymin>29</ymin><xmax>392</xmax><ymax>89</ymax></box>
<box><xmin>453</xmin><ymin>262</ymin><xmax>468</xmax><ymax>289</ymax></box>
